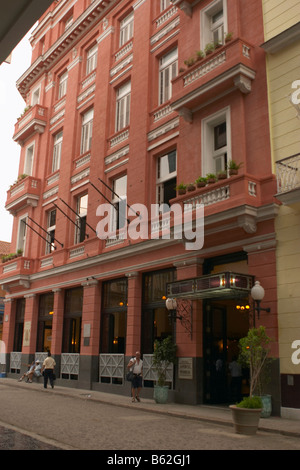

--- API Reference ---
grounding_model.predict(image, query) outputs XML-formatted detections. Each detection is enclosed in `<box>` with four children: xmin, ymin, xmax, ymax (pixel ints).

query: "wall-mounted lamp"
<box><xmin>251</xmin><ymin>281</ymin><xmax>270</xmax><ymax>326</ymax></box>
<box><xmin>165</xmin><ymin>298</ymin><xmax>182</xmax><ymax>321</ymax></box>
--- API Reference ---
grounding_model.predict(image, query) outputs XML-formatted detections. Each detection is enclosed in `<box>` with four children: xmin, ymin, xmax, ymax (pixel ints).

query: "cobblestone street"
<box><xmin>0</xmin><ymin>379</ymin><xmax>299</xmax><ymax>452</ymax></box>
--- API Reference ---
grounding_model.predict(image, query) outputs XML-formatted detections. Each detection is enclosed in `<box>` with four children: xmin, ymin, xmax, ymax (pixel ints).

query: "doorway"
<box><xmin>203</xmin><ymin>298</ymin><xmax>249</xmax><ymax>404</ymax></box>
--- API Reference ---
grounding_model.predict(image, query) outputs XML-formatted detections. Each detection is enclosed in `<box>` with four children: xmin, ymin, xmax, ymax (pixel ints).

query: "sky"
<box><xmin>0</xmin><ymin>30</ymin><xmax>33</xmax><ymax>243</ymax></box>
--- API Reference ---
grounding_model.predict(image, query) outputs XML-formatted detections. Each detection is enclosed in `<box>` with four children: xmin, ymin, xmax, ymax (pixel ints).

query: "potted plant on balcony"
<box><xmin>175</xmin><ymin>183</ymin><xmax>187</xmax><ymax>195</ymax></box>
<box><xmin>184</xmin><ymin>57</ymin><xmax>195</xmax><ymax>67</ymax></box>
<box><xmin>229</xmin><ymin>326</ymin><xmax>272</xmax><ymax>434</ymax></box>
<box><xmin>227</xmin><ymin>160</ymin><xmax>243</xmax><ymax>176</ymax></box>
<box><xmin>206</xmin><ymin>173</ymin><xmax>217</xmax><ymax>184</ymax></box>
<box><xmin>195</xmin><ymin>177</ymin><xmax>207</xmax><ymax>188</ymax></box>
<box><xmin>225</xmin><ymin>32</ymin><xmax>233</xmax><ymax>43</ymax></box>
<box><xmin>196</xmin><ymin>50</ymin><xmax>205</xmax><ymax>61</ymax></box>
<box><xmin>217</xmin><ymin>170</ymin><xmax>227</xmax><ymax>180</ymax></box>
<box><xmin>205</xmin><ymin>43</ymin><xmax>215</xmax><ymax>55</ymax></box>
<box><xmin>153</xmin><ymin>336</ymin><xmax>177</xmax><ymax>404</ymax></box>
<box><xmin>187</xmin><ymin>183</ymin><xmax>196</xmax><ymax>192</ymax></box>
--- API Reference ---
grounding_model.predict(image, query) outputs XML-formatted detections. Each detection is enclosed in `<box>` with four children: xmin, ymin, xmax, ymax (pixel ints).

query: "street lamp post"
<box><xmin>250</xmin><ymin>281</ymin><xmax>270</xmax><ymax>326</ymax></box>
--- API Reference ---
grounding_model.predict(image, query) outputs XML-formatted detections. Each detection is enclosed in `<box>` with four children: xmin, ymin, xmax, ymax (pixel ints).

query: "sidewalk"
<box><xmin>2</xmin><ymin>377</ymin><xmax>300</xmax><ymax>438</ymax></box>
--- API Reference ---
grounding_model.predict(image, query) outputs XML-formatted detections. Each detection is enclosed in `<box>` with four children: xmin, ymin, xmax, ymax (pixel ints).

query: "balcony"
<box><xmin>170</xmin><ymin>173</ymin><xmax>278</xmax><ymax>234</ymax></box>
<box><xmin>6</xmin><ymin>175</ymin><xmax>41</xmax><ymax>215</ymax></box>
<box><xmin>13</xmin><ymin>104</ymin><xmax>48</xmax><ymax>145</ymax></box>
<box><xmin>276</xmin><ymin>153</ymin><xmax>300</xmax><ymax>205</ymax></box>
<box><xmin>171</xmin><ymin>38</ymin><xmax>256</xmax><ymax>122</ymax></box>
<box><xmin>0</xmin><ymin>256</ymin><xmax>34</xmax><ymax>292</ymax></box>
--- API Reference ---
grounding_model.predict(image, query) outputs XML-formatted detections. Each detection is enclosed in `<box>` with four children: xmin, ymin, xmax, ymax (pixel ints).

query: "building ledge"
<box><xmin>261</xmin><ymin>21</ymin><xmax>300</xmax><ymax>54</ymax></box>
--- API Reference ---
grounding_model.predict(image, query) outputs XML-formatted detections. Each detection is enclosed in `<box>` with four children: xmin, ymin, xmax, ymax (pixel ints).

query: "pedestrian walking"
<box><xmin>127</xmin><ymin>351</ymin><xmax>143</xmax><ymax>402</ymax></box>
<box><xmin>41</xmin><ymin>352</ymin><xmax>56</xmax><ymax>389</ymax></box>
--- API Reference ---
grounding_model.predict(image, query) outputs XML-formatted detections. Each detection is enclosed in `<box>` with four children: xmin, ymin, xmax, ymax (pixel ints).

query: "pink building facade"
<box><xmin>1</xmin><ymin>0</ymin><xmax>280</xmax><ymax>410</ymax></box>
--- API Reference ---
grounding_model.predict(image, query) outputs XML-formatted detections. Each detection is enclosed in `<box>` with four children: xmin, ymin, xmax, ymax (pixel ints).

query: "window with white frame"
<box><xmin>80</xmin><ymin>108</ymin><xmax>94</xmax><ymax>154</ymax></box>
<box><xmin>75</xmin><ymin>194</ymin><xmax>88</xmax><ymax>244</ymax></box>
<box><xmin>111</xmin><ymin>175</ymin><xmax>127</xmax><ymax>231</ymax></box>
<box><xmin>119</xmin><ymin>11</ymin><xmax>134</xmax><ymax>47</ymax></box>
<box><xmin>24</xmin><ymin>144</ymin><xmax>34</xmax><ymax>176</ymax></box>
<box><xmin>52</xmin><ymin>131</ymin><xmax>63</xmax><ymax>172</ymax></box>
<box><xmin>46</xmin><ymin>209</ymin><xmax>57</xmax><ymax>254</ymax></box>
<box><xmin>157</xmin><ymin>150</ymin><xmax>177</xmax><ymax>212</ymax></box>
<box><xmin>201</xmin><ymin>107</ymin><xmax>231</xmax><ymax>176</ymax></box>
<box><xmin>86</xmin><ymin>44</ymin><xmax>98</xmax><ymax>75</ymax></box>
<box><xmin>31</xmin><ymin>86</ymin><xmax>40</xmax><ymax>106</ymax></box>
<box><xmin>161</xmin><ymin>0</ymin><xmax>171</xmax><ymax>11</ymax></box>
<box><xmin>116</xmin><ymin>81</ymin><xmax>131</xmax><ymax>132</ymax></box>
<box><xmin>159</xmin><ymin>48</ymin><xmax>178</xmax><ymax>105</ymax></box>
<box><xmin>17</xmin><ymin>216</ymin><xmax>27</xmax><ymax>255</ymax></box>
<box><xmin>58</xmin><ymin>71</ymin><xmax>68</xmax><ymax>99</ymax></box>
<box><xmin>201</xmin><ymin>0</ymin><xmax>227</xmax><ymax>47</ymax></box>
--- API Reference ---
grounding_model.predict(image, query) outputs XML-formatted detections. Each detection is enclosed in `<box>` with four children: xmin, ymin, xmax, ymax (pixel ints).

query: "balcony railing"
<box><xmin>276</xmin><ymin>153</ymin><xmax>300</xmax><ymax>204</ymax></box>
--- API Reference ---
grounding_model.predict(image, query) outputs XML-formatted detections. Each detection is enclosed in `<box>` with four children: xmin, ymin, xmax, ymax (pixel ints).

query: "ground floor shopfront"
<box><xmin>1</xmin><ymin>241</ymin><xmax>281</xmax><ymax>414</ymax></box>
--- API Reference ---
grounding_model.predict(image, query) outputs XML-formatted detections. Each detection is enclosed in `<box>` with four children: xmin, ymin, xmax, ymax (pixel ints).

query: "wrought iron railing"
<box><xmin>276</xmin><ymin>153</ymin><xmax>300</xmax><ymax>194</ymax></box>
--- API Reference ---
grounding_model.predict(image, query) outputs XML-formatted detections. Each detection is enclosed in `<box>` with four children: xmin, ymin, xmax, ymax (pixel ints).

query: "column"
<box><xmin>173</xmin><ymin>257</ymin><xmax>204</xmax><ymax>404</ymax></box>
<box><xmin>22</xmin><ymin>294</ymin><xmax>38</xmax><ymax>355</ymax></box>
<box><xmin>2</xmin><ymin>299</ymin><xmax>16</xmax><ymax>371</ymax></box>
<box><xmin>125</xmin><ymin>271</ymin><xmax>142</xmax><ymax>356</ymax></box>
<box><xmin>51</xmin><ymin>288</ymin><xmax>64</xmax><ymax>356</ymax></box>
<box><xmin>79</xmin><ymin>280</ymin><xmax>101</xmax><ymax>389</ymax></box>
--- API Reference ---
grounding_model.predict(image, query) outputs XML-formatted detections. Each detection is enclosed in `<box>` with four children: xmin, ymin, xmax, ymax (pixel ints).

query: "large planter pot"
<box><xmin>154</xmin><ymin>385</ymin><xmax>169</xmax><ymax>404</ymax></box>
<box><xmin>260</xmin><ymin>395</ymin><xmax>272</xmax><ymax>418</ymax></box>
<box><xmin>229</xmin><ymin>405</ymin><xmax>262</xmax><ymax>435</ymax></box>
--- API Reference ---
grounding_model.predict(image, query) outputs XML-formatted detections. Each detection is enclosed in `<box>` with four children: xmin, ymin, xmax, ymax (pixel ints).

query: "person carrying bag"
<box><xmin>127</xmin><ymin>351</ymin><xmax>143</xmax><ymax>402</ymax></box>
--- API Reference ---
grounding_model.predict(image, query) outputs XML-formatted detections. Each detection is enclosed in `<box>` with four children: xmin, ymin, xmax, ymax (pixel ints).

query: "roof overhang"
<box><xmin>0</xmin><ymin>0</ymin><xmax>54</xmax><ymax>64</ymax></box>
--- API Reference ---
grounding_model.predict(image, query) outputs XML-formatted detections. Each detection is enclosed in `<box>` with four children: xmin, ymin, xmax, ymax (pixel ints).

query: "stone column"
<box><xmin>79</xmin><ymin>279</ymin><xmax>101</xmax><ymax>389</ymax></box>
<box><xmin>125</xmin><ymin>271</ymin><xmax>142</xmax><ymax>357</ymax></box>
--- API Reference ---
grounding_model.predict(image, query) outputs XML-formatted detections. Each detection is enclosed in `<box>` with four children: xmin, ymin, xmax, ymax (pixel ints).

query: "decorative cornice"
<box><xmin>16</xmin><ymin>0</ymin><xmax>118</xmax><ymax>98</ymax></box>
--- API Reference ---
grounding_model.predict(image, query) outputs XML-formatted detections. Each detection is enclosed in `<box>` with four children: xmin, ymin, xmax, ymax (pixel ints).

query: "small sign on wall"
<box><xmin>178</xmin><ymin>357</ymin><xmax>193</xmax><ymax>380</ymax></box>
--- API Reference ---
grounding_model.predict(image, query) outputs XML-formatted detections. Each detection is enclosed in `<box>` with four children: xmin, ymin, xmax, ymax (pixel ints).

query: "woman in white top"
<box><xmin>127</xmin><ymin>351</ymin><xmax>143</xmax><ymax>402</ymax></box>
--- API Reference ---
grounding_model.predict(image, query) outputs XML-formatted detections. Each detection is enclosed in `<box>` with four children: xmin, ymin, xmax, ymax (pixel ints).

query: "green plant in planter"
<box><xmin>175</xmin><ymin>183</ymin><xmax>187</xmax><ymax>195</ymax></box>
<box><xmin>205</xmin><ymin>43</ymin><xmax>215</xmax><ymax>55</ymax></box>
<box><xmin>225</xmin><ymin>32</ymin><xmax>233</xmax><ymax>42</ymax></box>
<box><xmin>236</xmin><ymin>396</ymin><xmax>262</xmax><ymax>409</ymax></box>
<box><xmin>195</xmin><ymin>176</ymin><xmax>207</xmax><ymax>187</ymax></box>
<box><xmin>206</xmin><ymin>173</ymin><xmax>217</xmax><ymax>183</ymax></box>
<box><xmin>196</xmin><ymin>50</ymin><xmax>205</xmax><ymax>61</ymax></box>
<box><xmin>153</xmin><ymin>336</ymin><xmax>177</xmax><ymax>387</ymax></box>
<box><xmin>186</xmin><ymin>183</ymin><xmax>196</xmax><ymax>191</ymax></box>
<box><xmin>217</xmin><ymin>170</ymin><xmax>227</xmax><ymax>179</ymax></box>
<box><xmin>227</xmin><ymin>160</ymin><xmax>243</xmax><ymax>175</ymax></box>
<box><xmin>184</xmin><ymin>57</ymin><xmax>195</xmax><ymax>67</ymax></box>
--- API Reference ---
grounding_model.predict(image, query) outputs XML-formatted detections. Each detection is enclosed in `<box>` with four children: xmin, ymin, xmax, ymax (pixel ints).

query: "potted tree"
<box><xmin>230</xmin><ymin>326</ymin><xmax>272</xmax><ymax>434</ymax></box>
<box><xmin>153</xmin><ymin>336</ymin><xmax>177</xmax><ymax>404</ymax></box>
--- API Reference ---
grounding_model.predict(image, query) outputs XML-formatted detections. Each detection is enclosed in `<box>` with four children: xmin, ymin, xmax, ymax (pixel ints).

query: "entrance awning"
<box><xmin>167</xmin><ymin>272</ymin><xmax>254</xmax><ymax>300</ymax></box>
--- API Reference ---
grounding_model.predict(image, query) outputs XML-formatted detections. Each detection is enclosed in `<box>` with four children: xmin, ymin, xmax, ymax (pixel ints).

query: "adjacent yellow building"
<box><xmin>262</xmin><ymin>0</ymin><xmax>300</xmax><ymax>418</ymax></box>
